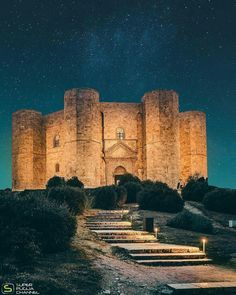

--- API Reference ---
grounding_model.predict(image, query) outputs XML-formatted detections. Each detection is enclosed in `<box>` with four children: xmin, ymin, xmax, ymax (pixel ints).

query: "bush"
<box><xmin>138</xmin><ymin>183</ymin><xmax>184</xmax><ymax>213</ymax></box>
<box><xmin>114</xmin><ymin>185</ymin><xmax>127</xmax><ymax>207</ymax></box>
<box><xmin>141</xmin><ymin>180</ymin><xmax>169</xmax><ymax>190</ymax></box>
<box><xmin>182</xmin><ymin>175</ymin><xmax>210</xmax><ymax>202</ymax></box>
<box><xmin>46</xmin><ymin>176</ymin><xmax>65</xmax><ymax>189</ymax></box>
<box><xmin>47</xmin><ymin>186</ymin><xmax>86</xmax><ymax>215</ymax></box>
<box><xmin>0</xmin><ymin>192</ymin><xmax>77</xmax><ymax>261</ymax></box>
<box><xmin>118</xmin><ymin>173</ymin><xmax>141</xmax><ymax>186</ymax></box>
<box><xmin>167</xmin><ymin>210</ymin><xmax>213</xmax><ymax>233</ymax></box>
<box><xmin>124</xmin><ymin>182</ymin><xmax>143</xmax><ymax>203</ymax></box>
<box><xmin>92</xmin><ymin>186</ymin><xmax>117</xmax><ymax>210</ymax></box>
<box><xmin>66</xmin><ymin>176</ymin><xmax>84</xmax><ymax>189</ymax></box>
<box><xmin>203</xmin><ymin>188</ymin><xmax>236</xmax><ymax>214</ymax></box>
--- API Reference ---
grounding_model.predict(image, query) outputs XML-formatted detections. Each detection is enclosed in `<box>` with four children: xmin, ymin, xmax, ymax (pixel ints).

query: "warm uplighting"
<box><xmin>201</xmin><ymin>238</ymin><xmax>207</xmax><ymax>253</ymax></box>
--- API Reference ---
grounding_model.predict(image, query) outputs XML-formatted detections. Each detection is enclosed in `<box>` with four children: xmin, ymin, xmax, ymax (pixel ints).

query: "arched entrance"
<box><xmin>113</xmin><ymin>166</ymin><xmax>127</xmax><ymax>184</ymax></box>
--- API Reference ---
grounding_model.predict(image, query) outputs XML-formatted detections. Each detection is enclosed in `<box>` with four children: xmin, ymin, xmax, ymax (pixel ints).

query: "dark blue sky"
<box><xmin>0</xmin><ymin>0</ymin><xmax>235</xmax><ymax>189</ymax></box>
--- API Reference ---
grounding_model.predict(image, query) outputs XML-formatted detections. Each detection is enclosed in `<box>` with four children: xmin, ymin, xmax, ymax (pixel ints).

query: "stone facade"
<box><xmin>12</xmin><ymin>88</ymin><xmax>207</xmax><ymax>190</ymax></box>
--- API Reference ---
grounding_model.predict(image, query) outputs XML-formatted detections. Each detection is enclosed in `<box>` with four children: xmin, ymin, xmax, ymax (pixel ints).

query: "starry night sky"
<box><xmin>0</xmin><ymin>0</ymin><xmax>235</xmax><ymax>189</ymax></box>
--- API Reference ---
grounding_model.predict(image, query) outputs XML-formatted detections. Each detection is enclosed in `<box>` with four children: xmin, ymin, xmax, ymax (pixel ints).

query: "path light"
<box><xmin>121</xmin><ymin>209</ymin><xmax>124</xmax><ymax>218</ymax></box>
<box><xmin>201</xmin><ymin>238</ymin><xmax>207</xmax><ymax>253</ymax></box>
<box><xmin>154</xmin><ymin>227</ymin><xmax>159</xmax><ymax>239</ymax></box>
<box><xmin>130</xmin><ymin>215</ymin><xmax>133</xmax><ymax>224</ymax></box>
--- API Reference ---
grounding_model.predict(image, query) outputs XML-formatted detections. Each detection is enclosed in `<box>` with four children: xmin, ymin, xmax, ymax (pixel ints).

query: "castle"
<box><xmin>12</xmin><ymin>88</ymin><xmax>207</xmax><ymax>190</ymax></box>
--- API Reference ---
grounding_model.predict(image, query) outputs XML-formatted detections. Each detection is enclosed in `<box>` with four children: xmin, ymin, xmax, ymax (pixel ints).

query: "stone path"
<box><xmin>86</xmin><ymin>209</ymin><xmax>212</xmax><ymax>266</ymax></box>
<box><xmin>167</xmin><ymin>282</ymin><xmax>236</xmax><ymax>294</ymax></box>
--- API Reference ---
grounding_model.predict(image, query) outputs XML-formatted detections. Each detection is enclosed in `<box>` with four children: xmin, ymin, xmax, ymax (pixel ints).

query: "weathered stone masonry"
<box><xmin>12</xmin><ymin>88</ymin><xmax>207</xmax><ymax>190</ymax></box>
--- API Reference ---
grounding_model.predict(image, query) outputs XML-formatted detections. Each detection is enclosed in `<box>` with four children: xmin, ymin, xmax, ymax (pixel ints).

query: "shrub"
<box><xmin>167</xmin><ymin>210</ymin><xmax>213</xmax><ymax>233</ymax></box>
<box><xmin>114</xmin><ymin>185</ymin><xmax>127</xmax><ymax>207</ymax></box>
<box><xmin>92</xmin><ymin>186</ymin><xmax>117</xmax><ymax>210</ymax></box>
<box><xmin>47</xmin><ymin>186</ymin><xmax>86</xmax><ymax>215</ymax></box>
<box><xmin>46</xmin><ymin>176</ymin><xmax>65</xmax><ymax>189</ymax></box>
<box><xmin>138</xmin><ymin>183</ymin><xmax>184</xmax><ymax>213</ymax></box>
<box><xmin>66</xmin><ymin>176</ymin><xmax>84</xmax><ymax>189</ymax></box>
<box><xmin>141</xmin><ymin>180</ymin><xmax>169</xmax><ymax>190</ymax></box>
<box><xmin>182</xmin><ymin>175</ymin><xmax>210</xmax><ymax>202</ymax></box>
<box><xmin>124</xmin><ymin>181</ymin><xmax>143</xmax><ymax>203</ymax></box>
<box><xmin>203</xmin><ymin>188</ymin><xmax>236</xmax><ymax>214</ymax></box>
<box><xmin>0</xmin><ymin>192</ymin><xmax>77</xmax><ymax>261</ymax></box>
<box><xmin>118</xmin><ymin>173</ymin><xmax>141</xmax><ymax>186</ymax></box>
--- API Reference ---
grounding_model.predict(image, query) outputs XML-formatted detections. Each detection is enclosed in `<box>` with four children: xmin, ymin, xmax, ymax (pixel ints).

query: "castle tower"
<box><xmin>64</xmin><ymin>88</ymin><xmax>101</xmax><ymax>187</ymax></box>
<box><xmin>12</xmin><ymin>110</ymin><xmax>46</xmax><ymax>190</ymax></box>
<box><xmin>142</xmin><ymin>90</ymin><xmax>180</xmax><ymax>188</ymax></box>
<box><xmin>179</xmin><ymin>111</ymin><xmax>207</xmax><ymax>183</ymax></box>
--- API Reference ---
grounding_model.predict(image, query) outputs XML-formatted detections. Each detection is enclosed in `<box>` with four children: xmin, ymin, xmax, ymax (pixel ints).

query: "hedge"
<box><xmin>123</xmin><ymin>182</ymin><xmax>143</xmax><ymax>203</ymax></box>
<box><xmin>203</xmin><ymin>188</ymin><xmax>236</xmax><ymax>214</ymax></box>
<box><xmin>0</xmin><ymin>192</ymin><xmax>77</xmax><ymax>262</ymax></box>
<box><xmin>92</xmin><ymin>186</ymin><xmax>117</xmax><ymax>210</ymax></box>
<box><xmin>167</xmin><ymin>210</ymin><xmax>213</xmax><ymax>233</ymax></box>
<box><xmin>47</xmin><ymin>186</ymin><xmax>87</xmax><ymax>215</ymax></box>
<box><xmin>138</xmin><ymin>182</ymin><xmax>184</xmax><ymax>213</ymax></box>
<box><xmin>182</xmin><ymin>176</ymin><xmax>210</xmax><ymax>202</ymax></box>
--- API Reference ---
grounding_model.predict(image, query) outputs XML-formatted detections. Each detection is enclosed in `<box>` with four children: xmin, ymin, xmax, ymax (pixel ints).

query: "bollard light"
<box><xmin>154</xmin><ymin>227</ymin><xmax>159</xmax><ymax>239</ymax></box>
<box><xmin>121</xmin><ymin>209</ymin><xmax>124</xmax><ymax>218</ymax></box>
<box><xmin>201</xmin><ymin>238</ymin><xmax>207</xmax><ymax>253</ymax></box>
<box><xmin>130</xmin><ymin>215</ymin><xmax>133</xmax><ymax>224</ymax></box>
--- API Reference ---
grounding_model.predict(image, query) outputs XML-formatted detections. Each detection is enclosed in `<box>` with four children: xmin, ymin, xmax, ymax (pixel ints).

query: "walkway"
<box><xmin>86</xmin><ymin>209</ymin><xmax>212</xmax><ymax>266</ymax></box>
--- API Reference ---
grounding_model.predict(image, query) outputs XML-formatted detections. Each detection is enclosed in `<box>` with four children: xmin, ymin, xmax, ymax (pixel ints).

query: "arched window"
<box><xmin>116</xmin><ymin>127</ymin><xmax>125</xmax><ymax>140</ymax></box>
<box><xmin>55</xmin><ymin>163</ymin><xmax>60</xmax><ymax>173</ymax></box>
<box><xmin>53</xmin><ymin>135</ymin><xmax>60</xmax><ymax>148</ymax></box>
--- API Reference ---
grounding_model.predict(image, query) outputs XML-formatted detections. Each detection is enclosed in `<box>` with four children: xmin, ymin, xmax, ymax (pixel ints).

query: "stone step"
<box><xmin>104</xmin><ymin>237</ymin><xmax>157</xmax><ymax>243</ymax></box>
<box><xmin>95</xmin><ymin>210</ymin><xmax>129</xmax><ymax>214</ymax></box>
<box><xmin>91</xmin><ymin>213</ymin><xmax>126</xmax><ymax>216</ymax></box>
<box><xmin>110</xmin><ymin>243</ymin><xmax>200</xmax><ymax>254</ymax></box>
<box><xmin>101</xmin><ymin>234</ymin><xmax>156</xmax><ymax>239</ymax></box>
<box><xmin>87</xmin><ymin>226</ymin><xmax>132</xmax><ymax>229</ymax></box>
<box><xmin>100</xmin><ymin>236</ymin><xmax>157</xmax><ymax>241</ymax></box>
<box><xmin>136</xmin><ymin>258</ymin><xmax>212</xmax><ymax>266</ymax></box>
<box><xmin>92</xmin><ymin>230</ymin><xmax>150</xmax><ymax>235</ymax></box>
<box><xmin>130</xmin><ymin>252</ymin><xmax>206</xmax><ymax>260</ymax></box>
<box><xmin>87</xmin><ymin>216</ymin><xmax>122</xmax><ymax>221</ymax></box>
<box><xmin>86</xmin><ymin>221</ymin><xmax>131</xmax><ymax>225</ymax></box>
<box><xmin>167</xmin><ymin>282</ymin><xmax>236</xmax><ymax>294</ymax></box>
<box><xmin>88</xmin><ymin>227</ymin><xmax>132</xmax><ymax>231</ymax></box>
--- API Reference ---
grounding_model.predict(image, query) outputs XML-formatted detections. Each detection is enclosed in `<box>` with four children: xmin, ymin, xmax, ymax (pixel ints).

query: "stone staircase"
<box><xmin>86</xmin><ymin>209</ymin><xmax>212</xmax><ymax>266</ymax></box>
<box><xmin>112</xmin><ymin>243</ymin><xmax>211</xmax><ymax>266</ymax></box>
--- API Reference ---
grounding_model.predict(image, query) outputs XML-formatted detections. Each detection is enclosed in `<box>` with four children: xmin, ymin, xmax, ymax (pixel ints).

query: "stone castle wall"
<box><xmin>44</xmin><ymin>110</ymin><xmax>65</xmax><ymax>181</ymax></box>
<box><xmin>100</xmin><ymin>102</ymin><xmax>142</xmax><ymax>185</ymax></box>
<box><xmin>179</xmin><ymin>111</ymin><xmax>207</xmax><ymax>183</ymax></box>
<box><xmin>142</xmin><ymin>90</ymin><xmax>180</xmax><ymax>188</ymax></box>
<box><xmin>12</xmin><ymin>88</ymin><xmax>208</xmax><ymax>190</ymax></box>
<box><xmin>12</xmin><ymin>110</ymin><xmax>45</xmax><ymax>190</ymax></box>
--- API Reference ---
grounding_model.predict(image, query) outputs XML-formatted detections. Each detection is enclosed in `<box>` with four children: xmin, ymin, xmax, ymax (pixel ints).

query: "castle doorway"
<box><xmin>113</xmin><ymin>166</ymin><xmax>127</xmax><ymax>185</ymax></box>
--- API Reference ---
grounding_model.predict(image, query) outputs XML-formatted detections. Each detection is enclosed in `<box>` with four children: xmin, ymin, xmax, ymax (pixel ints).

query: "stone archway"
<box><xmin>113</xmin><ymin>166</ymin><xmax>127</xmax><ymax>184</ymax></box>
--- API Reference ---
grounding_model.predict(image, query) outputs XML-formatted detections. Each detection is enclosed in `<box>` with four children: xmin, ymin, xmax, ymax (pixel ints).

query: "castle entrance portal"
<box><xmin>113</xmin><ymin>166</ymin><xmax>127</xmax><ymax>184</ymax></box>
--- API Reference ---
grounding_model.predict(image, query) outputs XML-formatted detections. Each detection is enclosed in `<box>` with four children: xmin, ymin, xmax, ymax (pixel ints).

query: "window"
<box><xmin>53</xmin><ymin>135</ymin><xmax>60</xmax><ymax>147</ymax></box>
<box><xmin>116</xmin><ymin>127</ymin><xmax>125</xmax><ymax>140</ymax></box>
<box><xmin>55</xmin><ymin>163</ymin><xmax>60</xmax><ymax>173</ymax></box>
